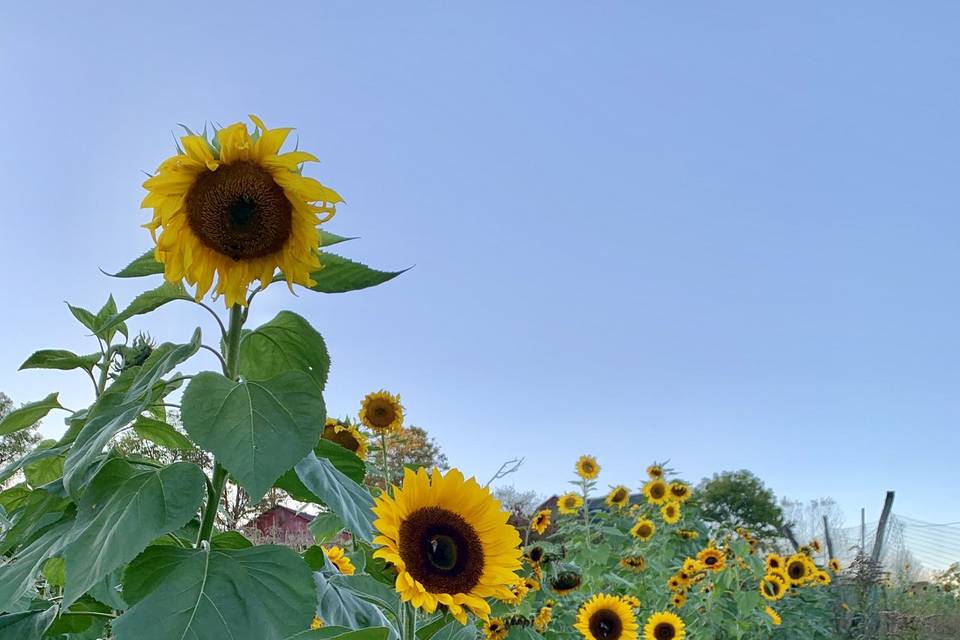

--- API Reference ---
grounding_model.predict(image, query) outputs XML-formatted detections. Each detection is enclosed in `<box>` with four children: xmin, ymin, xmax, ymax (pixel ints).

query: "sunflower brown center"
<box><xmin>589</xmin><ymin>609</ymin><xmax>623</xmax><ymax>640</ymax></box>
<box><xmin>368</xmin><ymin>401</ymin><xmax>396</xmax><ymax>428</ymax></box>
<box><xmin>788</xmin><ymin>562</ymin><xmax>805</xmax><ymax>579</ymax></box>
<box><xmin>638</xmin><ymin>525</ymin><xmax>651</xmax><ymax>537</ymax></box>
<box><xmin>323</xmin><ymin>425</ymin><xmax>359</xmax><ymax>453</ymax></box>
<box><xmin>613</xmin><ymin>489</ymin><xmax>627</xmax><ymax>502</ymax></box>
<box><xmin>528</xmin><ymin>547</ymin><xmax>544</xmax><ymax>563</ymax></box>
<box><xmin>653</xmin><ymin>623</ymin><xmax>676</xmax><ymax>640</ymax></box>
<box><xmin>704</xmin><ymin>555</ymin><xmax>717</xmax><ymax>566</ymax></box>
<box><xmin>399</xmin><ymin>507</ymin><xmax>484</xmax><ymax>595</ymax></box>
<box><xmin>650</xmin><ymin>484</ymin><xmax>665</xmax><ymax>499</ymax></box>
<box><xmin>670</xmin><ymin>486</ymin><xmax>686</xmax><ymax>497</ymax></box>
<box><xmin>185</xmin><ymin>161</ymin><xmax>293</xmax><ymax>260</ymax></box>
<box><xmin>763</xmin><ymin>580</ymin><xmax>781</xmax><ymax>596</ymax></box>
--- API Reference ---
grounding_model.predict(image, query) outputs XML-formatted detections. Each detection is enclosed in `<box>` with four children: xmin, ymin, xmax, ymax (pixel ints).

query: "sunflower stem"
<box><xmin>197</xmin><ymin>304</ymin><xmax>245</xmax><ymax>546</ymax></box>
<box><xmin>379</xmin><ymin>433</ymin><xmax>392</xmax><ymax>494</ymax></box>
<box><xmin>581</xmin><ymin>479</ymin><xmax>591</xmax><ymax>549</ymax></box>
<box><xmin>400</xmin><ymin>601</ymin><xmax>417</xmax><ymax>640</ymax></box>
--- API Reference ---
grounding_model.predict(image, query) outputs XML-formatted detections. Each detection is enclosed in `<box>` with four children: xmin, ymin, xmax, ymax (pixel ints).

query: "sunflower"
<box><xmin>667</xmin><ymin>577</ymin><xmax>684</xmax><ymax>592</ymax></box>
<box><xmin>524</xmin><ymin>577</ymin><xmax>540</xmax><ymax>592</ymax></box>
<box><xmin>575</xmin><ymin>594</ymin><xmax>638</xmax><ymax>640</ymax></box>
<box><xmin>681</xmin><ymin>559</ymin><xmax>701</xmax><ymax>575</ymax></box>
<box><xmin>324</xmin><ymin>545</ymin><xmax>356</xmax><ymax>576</ymax></box>
<box><xmin>576</xmin><ymin>455</ymin><xmax>601</xmax><ymax>480</ymax></box>
<box><xmin>759</xmin><ymin>574</ymin><xmax>787</xmax><ymax>601</ymax></box>
<box><xmin>501</xmin><ymin>581</ymin><xmax>529</xmax><ymax>606</ymax></box>
<box><xmin>534</xmin><ymin>606</ymin><xmax>553</xmax><ymax>633</ymax></box>
<box><xmin>809</xmin><ymin>539</ymin><xmax>822</xmax><ymax>553</ymax></box>
<box><xmin>814</xmin><ymin>570</ymin><xmax>832</xmax><ymax>586</ymax></box>
<box><xmin>142</xmin><ymin>115</ymin><xmax>341</xmax><ymax>307</ymax></box>
<box><xmin>526</xmin><ymin>545</ymin><xmax>546</xmax><ymax>565</ymax></box>
<box><xmin>671</xmin><ymin>593</ymin><xmax>686</xmax><ymax>608</ymax></box>
<box><xmin>696</xmin><ymin>548</ymin><xmax>725</xmax><ymax>572</ymax></box>
<box><xmin>661</xmin><ymin>503</ymin><xmax>681</xmax><ymax>525</ymax></box>
<box><xmin>675</xmin><ymin>529</ymin><xmax>699</xmax><ymax>540</ymax></box>
<box><xmin>359</xmin><ymin>390</ymin><xmax>404</xmax><ymax>434</ymax></box>
<box><xmin>311</xmin><ymin>616</ymin><xmax>325</xmax><ymax>630</ymax></box>
<box><xmin>558</xmin><ymin>492</ymin><xmax>584</xmax><ymax>515</ymax></box>
<box><xmin>646</xmin><ymin>464</ymin><xmax>664</xmax><ymax>479</ymax></box>
<box><xmin>785</xmin><ymin>553</ymin><xmax>814</xmax><ymax>586</ymax></box>
<box><xmin>765</xmin><ymin>553</ymin><xmax>784</xmax><ymax>572</ymax></box>
<box><xmin>642</xmin><ymin>611</ymin><xmax>685</xmax><ymax>640</ymax></box>
<box><xmin>620</xmin><ymin>555</ymin><xmax>646</xmax><ymax>572</ymax></box>
<box><xmin>484</xmin><ymin>618</ymin><xmax>508</xmax><ymax>640</ymax></box>
<box><xmin>550</xmin><ymin>570</ymin><xmax>582</xmax><ymax>596</ymax></box>
<box><xmin>622</xmin><ymin>595</ymin><xmax>641</xmax><ymax>609</ymax></box>
<box><xmin>530</xmin><ymin>509</ymin><xmax>552</xmax><ymax>535</ymax></box>
<box><xmin>642</xmin><ymin>479</ymin><xmax>669</xmax><ymax>506</ymax></box>
<box><xmin>606</xmin><ymin>485</ymin><xmax>631</xmax><ymax>509</ymax></box>
<box><xmin>829</xmin><ymin>558</ymin><xmax>842</xmax><ymax>573</ymax></box>
<box><xmin>322</xmin><ymin>418</ymin><xmax>369</xmax><ymax>459</ymax></box>
<box><xmin>667</xmin><ymin>482</ymin><xmax>691</xmax><ymax>503</ymax></box>
<box><xmin>372</xmin><ymin>467</ymin><xmax>522</xmax><ymax>623</ymax></box>
<box><xmin>764</xmin><ymin>607</ymin><xmax>781</xmax><ymax>626</ymax></box>
<box><xmin>630</xmin><ymin>519</ymin><xmax>656</xmax><ymax>542</ymax></box>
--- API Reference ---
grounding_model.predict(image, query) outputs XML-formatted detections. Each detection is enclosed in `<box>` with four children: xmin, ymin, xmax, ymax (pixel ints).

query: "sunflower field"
<box><xmin>0</xmin><ymin>116</ymin><xmax>846</xmax><ymax>640</ymax></box>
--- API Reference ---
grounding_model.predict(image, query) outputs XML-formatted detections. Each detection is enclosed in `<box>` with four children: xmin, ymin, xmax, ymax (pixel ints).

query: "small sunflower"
<box><xmin>815</xmin><ymin>570</ymin><xmax>832</xmax><ymax>586</ymax></box>
<box><xmin>606</xmin><ymin>485</ymin><xmax>631</xmax><ymax>509</ymax></box>
<box><xmin>550</xmin><ymin>569</ymin><xmax>582</xmax><ymax>596</ymax></box>
<box><xmin>311</xmin><ymin>616</ymin><xmax>325</xmax><ymax>630</ymax></box>
<box><xmin>764</xmin><ymin>607</ymin><xmax>781</xmax><ymax>626</ymax></box>
<box><xmin>534</xmin><ymin>606</ymin><xmax>553</xmax><ymax>633</ymax></box>
<box><xmin>621</xmin><ymin>595</ymin><xmax>641</xmax><ymax>609</ymax></box>
<box><xmin>558</xmin><ymin>492</ymin><xmax>584</xmax><ymax>515</ymax></box>
<box><xmin>675</xmin><ymin>529</ymin><xmax>699</xmax><ymax>540</ymax></box>
<box><xmin>501</xmin><ymin>581</ymin><xmax>529</xmax><ymax>606</ymax></box>
<box><xmin>667</xmin><ymin>577</ymin><xmax>684</xmax><ymax>592</ymax></box>
<box><xmin>809</xmin><ymin>539</ymin><xmax>823</xmax><ymax>553</ymax></box>
<box><xmin>575</xmin><ymin>594</ymin><xmax>638</xmax><ymax>640</ymax></box>
<box><xmin>322</xmin><ymin>418</ymin><xmax>369</xmax><ymax>459</ymax></box>
<box><xmin>696</xmin><ymin>548</ymin><xmax>725</xmax><ymax>572</ymax></box>
<box><xmin>642</xmin><ymin>611</ymin><xmax>685</xmax><ymax>640</ymax></box>
<box><xmin>671</xmin><ymin>593</ymin><xmax>686</xmax><ymax>608</ymax></box>
<box><xmin>829</xmin><ymin>558</ymin><xmax>842</xmax><ymax>573</ymax></box>
<box><xmin>667</xmin><ymin>481</ymin><xmax>691</xmax><ymax>503</ymax></box>
<box><xmin>759</xmin><ymin>574</ymin><xmax>787</xmax><ymax>601</ymax></box>
<box><xmin>484</xmin><ymin>618</ymin><xmax>508</xmax><ymax>640</ymax></box>
<box><xmin>142</xmin><ymin>115</ymin><xmax>341</xmax><ymax>307</ymax></box>
<box><xmin>526</xmin><ymin>545</ymin><xmax>546</xmax><ymax>565</ymax></box>
<box><xmin>324</xmin><ymin>545</ymin><xmax>356</xmax><ymax>576</ymax></box>
<box><xmin>765</xmin><ymin>553</ymin><xmax>784</xmax><ymax>572</ymax></box>
<box><xmin>785</xmin><ymin>553</ymin><xmax>814</xmax><ymax>586</ymax></box>
<box><xmin>646</xmin><ymin>464</ymin><xmax>664</xmax><ymax>479</ymax></box>
<box><xmin>630</xmin><ymin>519</ymin><xmax>656</xmax><ymax>542</ymax></box>
<box><xmin>524</xmin><ymin>577</ymin><xmax>540</xmax><ymax>592</ymax></box>
<box><xmin>642</xmin><ymin>479</ymin><xmax>669</xmax><ymax>506</ymax></box>
<box><xmin>359</xmin><ymin>390</ymin><xmax>404</xmax><ymax>434</ymax></box>
<box><xmin>576</xmin><ymin>455</ymin><xmax>601</xmax><ymax>480</ymax></box>
<box><xmin>372</xmin><ymin>467</ymin><xmax>522</xmax><ymax>623</ymax></box>
<box><xmin>661</xmin><ymin>503</ymin><xmax>681</xmax><ymax>525</ymax></box>
<box><xmin>681</xmin><ymin>559</ymin><xmax>701</xmax><ymax>575</ymax></box>
<box><xmin>531</xmin><ymin>509</ymin><xmax>552</xmax><ymax>535</ymax></box>
<box><xmin>619</xmin><ymin>555</ymin><xmax>646</xmax><ymax>572</ymax></box>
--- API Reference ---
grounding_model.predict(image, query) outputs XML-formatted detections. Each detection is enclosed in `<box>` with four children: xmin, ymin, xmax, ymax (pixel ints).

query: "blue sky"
<box><xmin>1</xmin><ymin>2</ymin><xmax>958</xmax><ymax>541</ymax></box>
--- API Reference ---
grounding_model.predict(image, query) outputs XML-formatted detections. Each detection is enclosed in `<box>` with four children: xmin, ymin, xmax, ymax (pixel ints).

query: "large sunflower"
<box><xmin>605</xmin><ymin>485</ymin><xmax>630</xmax><ymax>509</ymax></box>
<box><xmin>575</xmin><ymin>594</ymin><xmax>638</xmax><ymax>640</ymax></box>
<box><xmin>642</xmin><ymin>611</ymin><xmax>685</xmax><ymax>640</ymax></box>
<box><xmin>576</xmin><ymin>455</ymin><xmax>601</xmax><ymax>480</ymax></box>
<box><xmin>642</xmin><ymin>479</ymin><xmax>669</xmax><ymax>506</ymax></box>
<box><xmin>360</xmin><ymin>390</ymin><xmax>404</xmax><ymax>434</ymax></box>
<box><xmin>322</xmin><ymin>418</ymin><xmax>369</xmax><ymax>459</ymax></box>
<box><xmin>142</xmin><ymin>115</ymin><xmax>341</xmax><ymax>307</ymax></box>
<box><xmin>630</xmin><ymin>519</ymin><xmax>656</xmax><ymax>542</ymax></box>
<box><xmin>531</xmin><ymin>509</ymin><xmax>552</xmax><ymax>535</ymax></box>
<box><xmin>558</xmin><ymin>492</ymin><xmax>584</xmax><ymax>515</ymax></box>
<box><xmin>372</xmin><ymin>467</ymin><xmax>522</xmax><ymax>623</ymax></box>
<box><xmin>785</xmin><ymin>553</ymin><xmax>814</xmax><ymax>586</ymax></box>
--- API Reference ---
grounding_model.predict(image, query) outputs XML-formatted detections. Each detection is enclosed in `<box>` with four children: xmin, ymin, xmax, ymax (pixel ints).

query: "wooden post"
<box><xmin>870</xmin><ymin>491</ymin><xmax>895</xmax><ymax>565</ymax></box>
<box><xmin>782</xmin><ymin>524</ymin><xmax>800</xmax><ymax>551</ymax></box>
<box><xmin>823</xmin><ymin>515</ymin><xmax>835</xmax><ymax>560</ymax></box>
<box><xmin>861</xmin><ymin>508</ymin><xmax>866</xmax><ymax>552</ymax></box>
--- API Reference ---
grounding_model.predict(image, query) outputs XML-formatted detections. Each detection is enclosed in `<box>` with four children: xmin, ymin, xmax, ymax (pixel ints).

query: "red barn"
<box><xmin>253</xmin><ymin>505</ymin><xmax>314</xmax><ymax>544</ymax></box>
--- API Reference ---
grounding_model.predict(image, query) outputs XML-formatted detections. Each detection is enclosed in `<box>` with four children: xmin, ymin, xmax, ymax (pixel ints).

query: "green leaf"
<box><xmin>308</xmin><ymin>512</ymin><xmax>345</xmax><ymax>544</ymax></box>
<box><xmin>0</xmin><ymin>393</ymin><xmax>62</xmax><ymax>436</ymax></box>
<box><xmin>294</xmin><ymin>453</ymin><xmax>375</xmax><ymax>542</ymax></box>
<box><xmin>313</xmin><ymin>572</ymin><xmax>395</xmax><ymax>638</ymax></box>
<box><xmin>106</xmin><ymin>248</ymin><xmax>164</xmax><ymax>278</ymax></box>
<box><xmin>315</xmin><ymin>439</ymin><xmax>366</xmax><ymax>484</ymax></box>
<box><xmin>182</xmin><ymin>370</ymin><xmax>325</xmax><ymax>501</ymax></box>
<box><xmin>319</xmin><ymin>230</ymin><xmax>358</xmax><ymax>247</ymax></box>
<box><xmin>66</xmin><ymin>304</ymin><xmax>99</xmax><ymax>334</ymax></box>
<box><xmin>0</xmin><ymin>519</ymin><xmax>74</xmax><ymax>611</ymax></box>
<box><xmin>426</xmin><ymin>621</ymin><xmax>479</xmax><ymax>640</ymax></box>
<box><xmin>240</xmin><ymin>311</ymin><xmax>331</xmax><ymax>391</ymax></box>
<box><xmin>0</xmin><ymin>485</ymin><xmax>31</xmax><ymax>513</ymax></box>
<box><xmin>115</xmin><ymin>545</ymin><xmax>315</xmax><ymax>640</ymax></box>
<box><xmin>212</xmin><ymin>530</ymin><xmax>254</xmax><ymax>550</ymax></box>
<box><xmin>98</xmin><ymin>282</ymin><xmax>192</xmax><ymax>333</ymax></box>
<box><xmin>23</xmin><ymin>440</ymin><xmax>64</xmax><ymax>488</ymax></box>
<box><xmin>62</xmin><ymin>459</ymin><xmax>206</xmax><ymax>605</ymax></box>
<box><xmin>287</xmin><ymin>628</ymin><xmax>391</xmax><ymax>640</ymax></box>
<box><xmin>306</xmin><ymin>253</ymin><xmax>406</xmax><ymax>294</ymax></box>
<box><xmin>332</xmin><ymin>575</ymin><xmax>401</xmax><ymax>622</ymax></box>
<box><xmin>132</xmin><ymin>416</ymin><xmax>194</xmax><ymax>450</ymax></box>
<box><xmin>18</xmin><ymin>350</ymin><xmax>100</xmax><ymax>372</ymax></box>
<box><xmin>0</xmin><ymin>605</ymin><xmax>57</xmax><ymax>640</ymax></box>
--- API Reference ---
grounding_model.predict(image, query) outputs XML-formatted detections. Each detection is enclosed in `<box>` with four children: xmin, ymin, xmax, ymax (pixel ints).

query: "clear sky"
<box><xmin>1</xmin><ymin>2</ymin><xmax>958</xmax><ymax>542</ymax></box>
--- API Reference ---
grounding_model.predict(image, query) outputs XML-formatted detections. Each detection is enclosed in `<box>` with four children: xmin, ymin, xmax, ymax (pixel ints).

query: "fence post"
<box><xmin>870</xmin><ymin>491</ymin><xmax>895</xmax><ymax>565</ymax></box>
<box><xmin>823</xmin><ymin>515</ymin><xmax>835</xmax><ymax>560</ymax></box>
<box><xmin>782</xmin><ymin>524</ymin><xmax>800</xmax><ymax>551</ymax></box>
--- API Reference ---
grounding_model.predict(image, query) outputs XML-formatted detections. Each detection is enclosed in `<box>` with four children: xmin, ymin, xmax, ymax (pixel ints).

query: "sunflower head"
<box><xmin>671</xmin><ymin>593</ymin><xmax>686</xmax><ymax>608</ymax></box>
<box><xmin>696</xmin><ymin>548</ymin><xmax>725</xmax><ymax>571</ymax></box>
<box><xmin>372</xmin><ymin>467</ymin><xmax>522</xmax><ymax>623</ymax></box>
<box><xmin>630</xmin><ymin>519</ymin><xmax>656</xmax><ymax>542</ymax></box>
<box><xmin>311</xmin><ymin>616</ymin><xmax>325</xmax><ymax>630</ymax></box>
<box><xmin>359</xmin><ymin>390</ymin><xmax>404</xmax><ymax>434</ymax></box>
<box><xmin>829</xmin><ymin>558</ymin><xmax>842</xmax><ymax>573</ymax></box>
<box><xmin>646</xmin><ymin>464</ymin><xmax>664</xmax><ymax>479</ymax></box>
<box><xmin>675</xmin><ymin>529</ymin><xmax>699</xmax><ymax>540</ymax></box>
<box><xmin>526</xmin><ymin>545</ymin><xmax>546</xmax><ymax>565</ymax></box>
<box><xmin>324</xmin><ymin>545</ymin><xmax>356</xmax><ymax>576</ymax></box>
<box><xmin>322</xmin><ymin>418</ymin><xmax>369</xmax><ymax>459</ymax></box>
<box><xmin>575</xmin><ymin>594</ymin><xmax>639</xmax><ymax>640</ymax></box>
<box><xmin>785</xmin><ymin>554</ymin><xmax>813</xmax><ymax>585</ymax></box>
<box><xmin>815</xmin><ymin>570</ymin><xmax>832</xmax><ymax>586</ymax></box>
<box><xmin>661</xmin><ymin>503</ymin><xmax>681</xmax><ymax>525</ymax></box>
<box><xmin>523</xmin><ymin>576</ymin><xmax>540</xmax><ymax>592</ymax></box>
<box><xmin>766</xmin><ymin>553</ymin><xmax>784</xmax><ymax>572</ymax></box>
<box><xmin>621</xmin><ymin>595</ymin><xmax>641</xmax><ymax>609</ymax></box>
<box><xmin>759</xmin><ymin>573</ymin><xmax>787</xmax><ymax>601</ymax></box>
<box><xmin>620</xmin><ymin>555</ymin><xmax>646</xmax><ymax>572</ymax></box>
<box><xmin>142</xmin><ymin>115</ymin><xmax>342</xmax><ymax>307</ymax></box>
<box><xmin>550</xmin><ymin>568</ymin><xmax>583</xmax><ymax>596</ymax></box>
<box><xmin>606</xmin><ymin>485</ymin><xmax>631</xmax><ymax>509</ymax></box>
<box><xmin>667</xmin><ymin>481</ymin><xmax>691</xmax><ymax>503</ymax></box>
<box><xmin>642</xmin><ymin>611</ymin><xmax>686</xmax><ymax>640</ymax></box>
<box><xmin>531</xmin><ymin>509</ymin><xmax>552</xmax><ymax>535</ymax></box>
<box><xmin>681</xmin><ymin>559</ymin><xmax>701</xmax><ymax>575</ymax></box>
<box><xmin>764</xmin><ymin>607</ymin><xmax>781</xmax><ymax>625</ymax></box>
<box><xmin>576</xmin><ymin>455</ymin><xmax>601</xmax><ymax>480</ymax></box>
<box><xmin>484</xmin><ymin>618</ymin><xmax>508</xmax><ymax>640</ymax></box>
<box><xmin>534</xmin><ymin>606</ymin><xmax>553</xmax><ymax>632</ymax></box>
<box><xmin>558</xmin><ymin>492</ymin><xmax>584</xmax><ymax>515</ymax></box>
<box><xmin>643</xmin><ymin>479</ymin><xmax>669</xmax><ymax>506</ymax></box>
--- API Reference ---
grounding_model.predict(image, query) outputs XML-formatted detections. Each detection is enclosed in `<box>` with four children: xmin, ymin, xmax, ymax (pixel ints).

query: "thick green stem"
<box><xmin>197</xmin><ymin>304</ymin><xmax>244</xmax><ymax>546</ymax></box>
<box><xmin>581</xmin><ymin>479</ymin><xmax>591</xmax><ymax>547</ymax></box>
<box><xmin>400</xmin><ymin>601</ymin><xmax>417</xmax><ymax>640</ymax></box>
<box><xmin>380</xmin><ymin>433</ymin><xmax>392</xmax><ymax>493</ymax></box>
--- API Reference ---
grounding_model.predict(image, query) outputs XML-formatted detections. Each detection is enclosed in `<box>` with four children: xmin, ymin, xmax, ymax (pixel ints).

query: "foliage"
<box><xmin>365</xmin><ymin>426</ymin><xmax>448</xmax><ymax>490</ymax></box>
<box><xmin>0</xmin><ymin>393</ymin><xmax>42</xmax><ymax>470</ymax></box>
<box><xmin>696</xmin><ymin>469</ymin><xmax>785</xmax><ymax>540</ymax></box>
<box><xmin>494</xmin><ymin>485</ymin><xmax>546</xmax><ymax>519</ymax></box>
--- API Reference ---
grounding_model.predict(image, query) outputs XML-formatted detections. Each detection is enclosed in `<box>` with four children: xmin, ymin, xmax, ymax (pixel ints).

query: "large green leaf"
<box><xmin>19</xmin><ymin>350</ymin><xmax>100</xmax><ymax>373</ymax></box>
<box><xmin>114</xmin><ymin>545</ymin><xmax>314</xmax><ymax>640</ymax></box>
<box><xmin>0</xmin><ymin>443</ymin><xmax>69</xmax><ymax>486</ymax></box>
<box><xmin>287</xmin><ymin>628</ymin><xmax>391</xmax><ymax>640</ymax></box>
<box><xmin>98</xmin><ymin>282</ymin><xmax>192</xmax><ymax>333</ymax></box>
<box><xmin>22</xmin><ymin>440</ymin><xmax>64</xmax><ymax>488</ymax></box>
<box><xmin>307</xmin><ymin>253</ymin><xmax>406</xmax><ymax>294</ymax></box>
<box><xmin>132</xmin><ymin>416</ymin><xmax>194</xmax><ymax>450</ymax></box>
<box><xmin>62</xmin><ymin>460</ymin><xmax>206</xmax><ymax>605</ymax></box>
<box><xmin>0</xmin><ymin>605</ymin><xmax>57</xmax><ymax>640</ymax></box>
<box><xmin>240</xmin><ymin>311</ymin><xmax>330</xmax><ymax>391</ymax></box>
<box><xmin>182</xmin><ymin>370</ymin><xmax>325</xmax><ymax>501</ymax></box>
<box><xmin>426</xmin><ymin>621</ymin><xmax>479</xmax><ymax>640</ymax></box>
<box><xmin>106</xmin><ymin>248</ymin><xmax>164</xmax><ymax>278</ymax></box>
<box><xmin>0</xmin><ymin>519</ymin><xmax>74</xmax><ymax>611</ymax></box>
<box><xmin>0</xmin><ymin>393</ymin><xmax>62</xmax><ymax>436</ymax></box>
<box><xmin>331</xmin><ymin>575</ymin><xmax>401</xmax><ymax>622</ymax></box>
<box><xmin>276</xmin><ymin>439</ymin><xmax>366</xmax><ymax>503</ymax></box>
<box><xmin>122</xmin><ymin>328</ymin><xmax>201</xmax><ymax>402</ymax></box>
<box><xmin>294</xmin><ymin>453</ymin><xmax>375</xmax><ymax>542</ymax></box>
<box><xmin>313</xmin><ymin>572</ymin><xmax>396</xmax><ymax>638</ymax></box>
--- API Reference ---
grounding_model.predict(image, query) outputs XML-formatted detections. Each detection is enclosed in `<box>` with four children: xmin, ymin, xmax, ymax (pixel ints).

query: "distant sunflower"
<box><xmin>661</xmin><ymin>503</ymin><xmax>681</xmax><ymax>525</ymax></box>
<box><xmin>785</xmin><ymin>554</ymin><xmax>814</xmax><ymax>586</ymax></box>
<box><xmin>322</xmin><ymin>418</ymin><xmax>369</xmax><ymax>459</ymax></box>
<box><xmin>667</xmin><ymin>482</ymin><xmax>691</xmax><ymax>503</ymax></box>
<box><xmin>558</xmin><ymin>493</ymin><xmax>584</xmax><ymax>515</ymax></box>
<box><xmin>606</xmin><ymin>485</ymin><xmax>630</xmax><ymax>509</ymax></box>
<box><xmin>534</xmin><ymin>606</ymin><xmax>553</xmax><ymax>633</ymax></box>
<box><xmin>372</xmin><ymin>468</ymin><xmax>522</xmax><ymax>623</ymax></box>
<box><xmin>359</xmin><ymin>390</ymin><xmax>404</xmax><ymax>434</ymax></box>
<box><xmin>575</xmin><ymin>594</ymin><xmax>638</xmax><ymax>640</ymax></box>
<box><xmin>620</xmin><ymin>555</ymin><xmax>646</xmax><ymax>572</ymax></box>
<box><xmin>759</xmin><ymin>574</ymin><xmax>787</xmax><ymax>601</ymax></box>
<box><xmin>311</xmin><ymin>616</ymin><xmax>325</xmax><ymax>630</ymax></box>
<box><xmin>630</xmin><ymin>519</ymin><xmax>656</xmax><ymax>542</ymax></box>
<box><xmin>642</xmin><ymin>611</ymin><xmax>685</xmax><ymax>640</ymax></box>
<box><xmin>501</xmin><ymin>582</ymin><xmax>529</xmax><ymax>606</ymax></box>
<box><xmin>809</xmin><ymin>539</ymin><xmax>822</xmax><ymax>553</ymax></box>
<box><xmin>642</xmin><ymin>479</ymin><xmax>669</xmax><ymax>506</ymax></box>
<box><xmin>550</xmin><ymin>570</ymin><xmax>582</xmax><ymax>596</ymax></box>
<box><xmin>671</xmin><ymin>593</ymin><xmax>686</xmax><ymax>608</ymax></box>
<box><xmin>324</xmin><ymin>545</ymin><xmax>356</xmax><ymax>576</ymax></box>
<box><xmin>814</xmin><ymin>570</ymin><xmax>832</xmax><ymax>586</ymax></box>
<box><xmin>675</xmin><ymin>529</ymin><xmax>699</xmax><ymax>540</ymax></box>
<box><xmin>524</xmin><ymin>577</ymin><xmax>541</xmax><ymax>592</ymax></box>
<box><xmin>646</xmin><ymin>464</ymin><xmax>664</xmax><ymax>479</ymax></box>
<box><xmin>484</xmin><ymin>618</ymin><xmax>508</xmax><ymax>640</ymax></box>
<box><xmin>696</xmin><ymin>548</ymin><xmax>725</xmax><ymax>571</ymax></box>
<box><xmin>526</xmin><ymin>545</ymin><xmax>546</xmax><ymax>565</ymax></box>
<box><xmin>576</xmin><ymin>455</ymin><xmax>601</xmax><ymax>480</ymax></box>
<box><xmin>681</xmin><ymin>559</ymin><xmax>701</xmax><ymax>575</ymax></box>
<box><xmin>142</xmin><ymin>115</ymin><xmax>341</xmax><ymax>307</ymax></box>
<box><xmin>829</xmin><ymin>558</ymin><xmax>842</xmax><ymax>573</ymax></box>
<box><xmin>531</xmin><ymin>509</ymin><xmax>552</xmax><ymax>535</ymax></box>
<box><xmin>622</xmin><ymin>595</ymin><xmax>641</xmax><ymax>609</ymax></box>
<box><xmin>764</xmin><ymin>607</ymin><xmax>781</xmax><ymax>626</ymax></box>
<box><xmin>765</xmin><ymin>553</ymin><xmax>784</xmax><ymax>572</ymax></box>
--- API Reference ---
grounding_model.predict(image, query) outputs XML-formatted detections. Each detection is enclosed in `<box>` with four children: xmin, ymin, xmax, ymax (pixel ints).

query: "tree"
<box><xmin>780</xmin><ymin>496</ymin><xmax>850</xmax><ymax>559</ymax></box>
<box><xmin>696</xmin><ymin>469</ymin><xmax>784</xmax><ymax>539</ymax></box>
<box><xmin>493</xmin><ymin>485</ymin><xmax>544</xmax><ymax>518</ymax></box>
<box><xmin>367</xmin><ymin>425</ymin><xmax>448</xmax><ymax>489</ymax></box>
<box><xmin>0</xmin><ymin>392</ymin><xmax>42</xmax><ymax>471</ymax></box>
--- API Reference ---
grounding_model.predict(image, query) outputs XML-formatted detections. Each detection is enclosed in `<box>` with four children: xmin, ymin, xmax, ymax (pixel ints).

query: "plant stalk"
<box><xmin>380</xmin><ymin>433</ymin><xmax>392</xmax><ymax>493</ymax></box>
